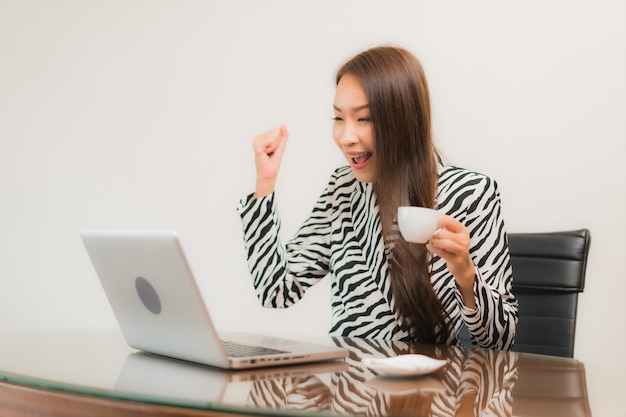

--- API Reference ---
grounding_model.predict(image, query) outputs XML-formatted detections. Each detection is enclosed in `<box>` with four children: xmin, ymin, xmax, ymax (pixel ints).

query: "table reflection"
<box><xmin>0</xmin><ymin>331</ymin><xmax>594</xmax><ymax>417</ymax></box>
<box><xmin>101</xmin><ymin>335</ymin><xmax>591</xmax><ymax>417</ymax></box>
<box><xmin>247</xmin><ymin>338</ymin><xmax>519</xmax><ymax>417</ymax></box>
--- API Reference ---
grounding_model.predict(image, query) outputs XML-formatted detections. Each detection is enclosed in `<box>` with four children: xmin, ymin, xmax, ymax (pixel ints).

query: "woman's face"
<box><xmin>333</xmin><ymin>74</ymin><xmax>376</xmax><ymax>183</ymax></box>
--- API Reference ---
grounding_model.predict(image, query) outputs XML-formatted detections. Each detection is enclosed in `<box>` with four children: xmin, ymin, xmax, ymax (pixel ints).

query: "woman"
<box><xmin>237</xmin><ymin>45</ymin><xmax>518</xmax><ymax>349</ymax></box>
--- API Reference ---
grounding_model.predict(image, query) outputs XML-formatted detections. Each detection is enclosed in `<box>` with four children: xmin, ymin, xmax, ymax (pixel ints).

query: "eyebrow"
<box><xmin>333</xmin><ymin>103</ymin><xmax>370</xmax><ymax>112</ymax></box>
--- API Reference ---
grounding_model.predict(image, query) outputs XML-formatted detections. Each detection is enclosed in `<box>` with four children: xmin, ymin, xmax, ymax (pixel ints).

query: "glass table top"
<box><xmin>0</xmin><ymin>328</ymin><xmax>591</xmax><ymax>417</ymax></box>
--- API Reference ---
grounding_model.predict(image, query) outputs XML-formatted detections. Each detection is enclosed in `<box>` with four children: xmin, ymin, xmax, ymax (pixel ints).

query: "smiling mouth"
<box><xmin>351</xmin><ymin>153</ymin><xmax>372</xmax><ymax>165</ymax></box>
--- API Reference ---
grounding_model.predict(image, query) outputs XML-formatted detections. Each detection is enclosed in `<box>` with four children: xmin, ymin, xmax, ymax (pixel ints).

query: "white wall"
<box><xmin>1</xmin><ymin>0</ymin><xmax>624</xmax><ymax>390</ymax></box>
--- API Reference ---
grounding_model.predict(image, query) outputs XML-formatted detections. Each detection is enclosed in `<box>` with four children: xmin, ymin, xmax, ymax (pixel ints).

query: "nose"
<box><xmin>338</xmin><ymin>124</ymin><xmax>358</xmax><ymax>146</ymax></box>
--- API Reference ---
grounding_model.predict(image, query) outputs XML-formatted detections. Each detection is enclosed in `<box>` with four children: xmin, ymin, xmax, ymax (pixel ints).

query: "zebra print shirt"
<box><xmin>238</xmin><ymin>163</ymin><xmax>518</xmax><ymax>350</ymax></box>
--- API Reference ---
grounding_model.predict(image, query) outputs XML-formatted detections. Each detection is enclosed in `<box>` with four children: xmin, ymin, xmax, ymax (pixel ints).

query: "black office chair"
<box><xmin>509</xmin><ymin>229</ymin><xmax>591</xmax><ymax>358</ymax></box>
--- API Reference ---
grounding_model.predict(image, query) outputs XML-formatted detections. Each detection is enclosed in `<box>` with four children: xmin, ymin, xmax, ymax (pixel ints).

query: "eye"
<box><xmin>332</xmin><ymin>116</ymin><xmax>344</xmax><ymax>122</ymax></box>
<box><xmin>358</xmin><ymin>117</ymin><xmax>371</xmax><ymax>123</ymax></box>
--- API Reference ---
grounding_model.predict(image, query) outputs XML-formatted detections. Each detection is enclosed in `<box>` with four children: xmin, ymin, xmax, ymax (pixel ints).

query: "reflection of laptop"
<box><xmin>115</xmin><ymin>351</ymin><xmax>348</xmax><ymax>405</ymax></box>
<box><xmin>80</xmin><ymin>229</ymin><xmax>348</xmax><ymax>370</ymax></box>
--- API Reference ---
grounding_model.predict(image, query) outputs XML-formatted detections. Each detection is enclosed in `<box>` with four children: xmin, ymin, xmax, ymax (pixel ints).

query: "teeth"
<box><xmin>352</xmin><ymin>153</ymin><xmax>370</xmax><ymax>164</ymax></box>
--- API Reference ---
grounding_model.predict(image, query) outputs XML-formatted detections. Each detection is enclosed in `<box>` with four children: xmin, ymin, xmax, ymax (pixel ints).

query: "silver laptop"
<box><xmin>80</xmin><ymin>229</ymin><xmax>348</xmax><ymax>370</ymax></box>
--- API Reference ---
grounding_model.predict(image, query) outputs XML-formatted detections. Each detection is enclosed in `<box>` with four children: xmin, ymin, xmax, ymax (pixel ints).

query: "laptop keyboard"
<box><xmin>222</xmin><ymin>340</ymin><xmax>289</xmax><ymax>358</ymax></box>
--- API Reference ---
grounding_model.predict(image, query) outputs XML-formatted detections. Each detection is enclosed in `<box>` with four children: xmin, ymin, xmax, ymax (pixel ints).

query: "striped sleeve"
<box><xmin>237</xmin><ymin>179</ymin><xmax>335</xmax><ymax>309</ymax></box>
<box><xmin>444</xmin><ymin>171</ymin><xmax>519</xmax><ymax>349</ymax></box>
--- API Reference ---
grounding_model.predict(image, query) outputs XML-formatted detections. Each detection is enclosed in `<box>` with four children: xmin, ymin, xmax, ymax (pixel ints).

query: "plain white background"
<box><xmin>1</xmin><ymin>0</ymin><xmax>624</xmax><ymax>414</ymax></box>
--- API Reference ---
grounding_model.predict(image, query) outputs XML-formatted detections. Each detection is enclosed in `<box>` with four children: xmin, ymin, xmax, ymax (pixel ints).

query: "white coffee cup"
<box><xmin>397</xmin><ymin>206</ymin><xmax>440</xmax><ymax>244</ymax></box>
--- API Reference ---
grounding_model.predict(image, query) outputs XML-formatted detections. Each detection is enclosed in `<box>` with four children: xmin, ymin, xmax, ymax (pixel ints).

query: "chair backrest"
<box><xmin>509</xmin><ymin>229</ymin><xmax>591</xmax><ymax>358</ymax></box>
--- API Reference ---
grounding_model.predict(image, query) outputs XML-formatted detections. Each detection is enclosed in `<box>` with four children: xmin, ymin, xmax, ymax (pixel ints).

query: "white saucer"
<box><xmin>361</xmin><ymin>354</ymin><xmax>448</xmax><ymax>377</ymax></box>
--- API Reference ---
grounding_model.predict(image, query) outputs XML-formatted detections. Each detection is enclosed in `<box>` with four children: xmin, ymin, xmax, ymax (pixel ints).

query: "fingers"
<box><xmin>275</xmin><ymin>123</ymin><xmax>288</xmax><ymax>157</ymax></box>
<box><xmin>253</xmin><ymin>124</ymin><xmax>289</xmax><ymax>198</ymax></box>
<box><xmin>426</xmin><ymin>214</ymin><xmax>475</xmax><ymax>289</ymax></box>
<box><xmin>430</xmin><ymin>215</ymin><xmax>468</xmax><ymax>248</ymax></box>
<box><xmin>427</xmin><ymin>236</ymin><xmax>464</xmax><ymax>255</ymax></box>
<box><xmin>427</xmin><ymin>214</ymin><xmax>468</xmax><ymax>265</ymax></box>
<box><xmin>254</xmin><ymin>124</ymin><xmax>288</xmax><ymax>157</ymax></box>
<box><xmin>435</xmin><ymin>213</ymin><xmax>464</xmax><ymax>233</ymax></box>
